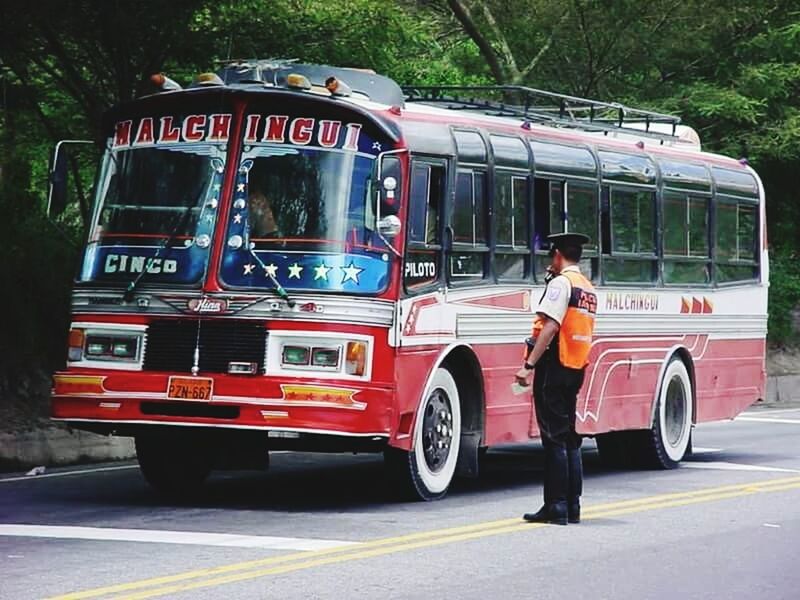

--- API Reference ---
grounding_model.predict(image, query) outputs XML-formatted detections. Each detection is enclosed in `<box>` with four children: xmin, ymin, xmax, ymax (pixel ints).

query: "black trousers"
<box><xmin>533</xmin><ymin>347</ymin><xmax>585</xmax><ymax>450</ymax></box>
<box><xmin>532</xmin><ymin>348</ymin><xmax>586</xmax><ymax>505</ymax></box>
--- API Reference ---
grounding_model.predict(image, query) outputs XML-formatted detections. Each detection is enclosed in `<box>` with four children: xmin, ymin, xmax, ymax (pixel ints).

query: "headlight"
<box><xmin>311</xmin><ymin>347</ymin><xmax>340</xmax><ymax>368</ymax></box>
<box><xmin>282</xmin><ymin>345</ymin><xmax>311</xmax><ymax>366</ymax></box>
<box><xmin>84</xmin><ymin>333</ymin><xmax>141</xmax><ymax>362</ymax></box>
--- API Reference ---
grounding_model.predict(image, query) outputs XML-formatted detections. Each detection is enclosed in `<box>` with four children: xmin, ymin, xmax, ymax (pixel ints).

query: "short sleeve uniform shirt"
<box><xmin>536</xmin><ymin>265</ymin><xmax>581</xmax><ymax>325</ymax></box>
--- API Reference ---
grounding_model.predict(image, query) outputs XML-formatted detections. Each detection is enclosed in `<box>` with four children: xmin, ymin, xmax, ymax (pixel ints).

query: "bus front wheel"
<box><xmin>135</xmin><ymin>433</ymin><xmax>213</xmax><ymax>498</ymax></box>
<box><xmin>385</xmin><ymin>367</ymin><xmax>462</xmax><ymax>501</ymax></box>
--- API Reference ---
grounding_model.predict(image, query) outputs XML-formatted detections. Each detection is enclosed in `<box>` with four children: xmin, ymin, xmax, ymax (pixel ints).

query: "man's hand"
<box><xmin>515</xmin><ymin>367</ymin><xmax>533</xmax><ymax>387</ymax></box>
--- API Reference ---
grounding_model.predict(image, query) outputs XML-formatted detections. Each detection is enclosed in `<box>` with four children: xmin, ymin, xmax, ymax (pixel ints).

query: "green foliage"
<box><xmin>0</xmin><ymin>164</ymin><xmax>80</xmax><ymax>396</ymax></box>
<box><xmin>768</xmin><ymin>248</ymin><xmax>800</xmax><ymax>347</ymax></box>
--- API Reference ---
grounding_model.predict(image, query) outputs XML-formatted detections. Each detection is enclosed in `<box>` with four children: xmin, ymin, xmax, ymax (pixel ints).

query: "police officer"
<box><xmin>515</xmin><ymin>233</ymin><xmax>598</xmax><ymax>525</ymax></box>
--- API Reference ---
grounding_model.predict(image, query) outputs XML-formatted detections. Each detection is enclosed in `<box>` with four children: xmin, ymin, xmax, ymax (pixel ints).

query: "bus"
<box><xmin>51</xmin><ymin>61</ymin><xmax>767</xmax><ymax>500</ymax></box>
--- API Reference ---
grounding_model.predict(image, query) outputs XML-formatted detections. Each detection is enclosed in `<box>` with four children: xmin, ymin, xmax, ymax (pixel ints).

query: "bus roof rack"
<box><xmin>401</xmin><ymin>85</ymin><xmax>683</xmax><ymax>142</ymax></box>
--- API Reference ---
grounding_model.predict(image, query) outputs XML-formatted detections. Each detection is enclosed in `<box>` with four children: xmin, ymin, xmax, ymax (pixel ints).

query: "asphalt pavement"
<box><xmin>2</xmin><ymin>406</ymin><xmax>800</xmax><ymax>600</ymax></box>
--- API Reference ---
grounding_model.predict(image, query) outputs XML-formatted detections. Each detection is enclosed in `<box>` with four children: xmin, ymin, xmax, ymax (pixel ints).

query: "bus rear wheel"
<box><xmin>385</xmin><ymin>367</ymin><xmax>462</xmax><ymax>501</ymax></box>
<box><xmin>643</xmin><ymin>357</ymin><xmax>693</xmax><ymax>469</ymax></box>
<box><xmin>597</xmin><ymin>357</ymin><xmax>693</xmax><ymax>470</ymax></box>
<box><xmin>135</xmin><ymin>433</ymin><xmax>213</xmax><ymax>498</ymax></box>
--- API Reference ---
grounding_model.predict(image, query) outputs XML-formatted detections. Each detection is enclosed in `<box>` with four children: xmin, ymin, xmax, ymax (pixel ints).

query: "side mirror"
<box><xmin>377</xmin><ymin>214</ymin><xmax>401</xmax><ymax>238</ymax></box>
<box><xmin>47</xmin><ymin>140</ymin><xmax>93</xmax><ymax>218</ymax></box>
<box><xmin>373</xmin><ymin>151</ymin><xmax>405</xmax><ymax>256</ymax></box>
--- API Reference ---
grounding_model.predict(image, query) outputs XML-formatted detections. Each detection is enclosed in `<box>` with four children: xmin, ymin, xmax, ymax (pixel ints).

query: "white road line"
<box><xmin>743</xmin><ymin>408</ymin><xmax>800</xmax><ymax>416</ymax></box>
<box><xmin>0</xmin><ymin>525</ymin><xmax>359</xmax><ymax>551</ymax></box>
<box><xmin>0</xmin><ymin>465</ymin><xmax>139</xmax><ymax>484</ymax></box>
<box><xmin>682</xmin><ymin>461</ymin><xmax>800</xmax><ymax>474</ymax></box>
<box><xmin>736</xmin><ymin>416</ymin><xmax>800</xmax><ymax>425</ymax></box>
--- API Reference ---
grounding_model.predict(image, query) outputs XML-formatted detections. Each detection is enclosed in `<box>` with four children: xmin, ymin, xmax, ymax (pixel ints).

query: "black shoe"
<box><xmin>523</xmin><ymin>502</ymin><xmax>568</xmax><ymax>525</ymax></box>
<box><xmin>568</xmin><ymin>501</ymin><xmax>580</xmax><ymax>524</ymax></box>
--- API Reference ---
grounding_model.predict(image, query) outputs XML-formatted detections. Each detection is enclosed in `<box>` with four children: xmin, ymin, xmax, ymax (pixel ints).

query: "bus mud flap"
<box><xmin>456</xmin><ymin>431</ymin><xmax>481</xmax><ymax>478</ymax></box>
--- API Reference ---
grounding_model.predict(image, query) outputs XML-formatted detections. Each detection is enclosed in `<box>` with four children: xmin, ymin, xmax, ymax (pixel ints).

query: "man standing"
<box><xmin>515</xmin><ymin>233</ymin><xmax>598</xmax><ymax>525</ymax></box>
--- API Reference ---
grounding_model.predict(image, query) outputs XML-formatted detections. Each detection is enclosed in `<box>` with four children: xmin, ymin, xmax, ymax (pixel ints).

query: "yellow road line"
<box><xmin>49</xmin><ymin>476</ymin><xmax>800</xmax><ymax>600</ymax></box>
<box><xmin>48</xmin><ymin>517</ymin><xmax>523</xmax><ymax>600</ymax></box>
<box><xmin>579</xmin><ymin>474</ymin><xmax>800</xmax><ymax>512</ymax></box>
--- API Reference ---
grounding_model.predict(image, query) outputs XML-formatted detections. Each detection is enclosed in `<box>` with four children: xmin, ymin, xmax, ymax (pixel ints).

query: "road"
<box><xmin>2</xmin><ymin>406</ymin><xmax>800</xmax><ymax>600</ymax></box>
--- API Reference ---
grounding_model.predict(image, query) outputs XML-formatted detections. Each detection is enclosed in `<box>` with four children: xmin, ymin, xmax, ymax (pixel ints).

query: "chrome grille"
<box><xmin>143</xmin><ymin>319</ymin><xmax>266</xmax><ymax>374</ymax></box>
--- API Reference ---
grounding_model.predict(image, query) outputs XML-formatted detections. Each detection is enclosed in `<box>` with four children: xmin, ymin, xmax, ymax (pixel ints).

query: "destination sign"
<box><xmin>112</xmin><ymin>113</ymin><xmax>364</xmax><ymax>152</ymax></box>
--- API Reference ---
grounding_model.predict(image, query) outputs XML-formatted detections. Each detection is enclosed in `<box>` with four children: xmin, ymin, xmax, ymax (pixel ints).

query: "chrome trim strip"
<box><xmin>71</xmin><ymin>289</ymin><xmax>395</xmax><ymax>327</ymax></box>
<box><xmin>52</xmin><ymin>418</ymin><xmax>389</xmax><ymax>437</ymax></box>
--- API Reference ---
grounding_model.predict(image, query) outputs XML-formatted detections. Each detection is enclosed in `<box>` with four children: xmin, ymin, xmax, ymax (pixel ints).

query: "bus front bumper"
<box><xmin>51</xmin><ymin>370</ymin><xmax>394</xmax><ymax>441</ymax></box>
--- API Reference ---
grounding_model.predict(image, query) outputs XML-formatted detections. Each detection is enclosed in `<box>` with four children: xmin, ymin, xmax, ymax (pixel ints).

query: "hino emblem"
<box><xmin>188</xmin><ymin>297</ymin><xmax>228</xmax><ymax>314</ymax></box>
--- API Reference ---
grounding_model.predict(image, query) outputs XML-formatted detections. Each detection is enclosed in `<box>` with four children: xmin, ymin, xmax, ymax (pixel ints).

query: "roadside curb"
<box><xmin>0</xmin><ymin>426</ymin><xmax>134</xmax><ymax>472</ymax></box>
<box><xmin>766</xmin><ymin>374</ymin><xmax>800</xmax><ymax>404</ymax></box>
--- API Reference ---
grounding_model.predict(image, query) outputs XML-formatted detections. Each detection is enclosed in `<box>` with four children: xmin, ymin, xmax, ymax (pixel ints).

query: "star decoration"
<box><xmin>313</xmin><ymin>263</ymin><xmax>332</xmax><ymax>281</ymax></box>
<box><xmin>237</xmin><ymin>183</ymin><xmax>245</xmax><ymax>192</ymax></box>
<box><xmin>213</xmin><ymin>183</ymin><xmax>221</xmax><ymax>192</ymax></box>
<box><xmin>233</xmin><ymin>213</ymin><xmax>242</xmax><ymax>224</ymax></box>
<box><xmin>205</xmin><ymin>214</ymin><xmax>214</xmax><ymax>223</ymax></box>
<box><xmin>341</xmin><ymin>262</ymin><xmax>364</xmax><ymax>284</ymax></box>
<box><xmin>264</xmin><ymin>263</ymin><xmax>278</xmax><ymax>278</ymax></box>
<box><xmin>372</xmin><ymin>142</ymin><xmax>382</xmax><ymax>151</ymax></box>
<box><xmin>243</xmin><ymin>263</ymin><xmax>255</xmax><ymax>275</ymax></box>
<box><xmin>288</xmin><ymin>263</ymin><xmax>303</xmax><ymax>279</ymax></box>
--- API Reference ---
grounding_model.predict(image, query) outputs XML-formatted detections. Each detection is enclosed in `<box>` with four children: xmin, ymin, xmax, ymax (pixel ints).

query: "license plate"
<box><xmin>167</xmin><ymin>377</ymin><xmax>213</xmax><ymax>400</ymax></box>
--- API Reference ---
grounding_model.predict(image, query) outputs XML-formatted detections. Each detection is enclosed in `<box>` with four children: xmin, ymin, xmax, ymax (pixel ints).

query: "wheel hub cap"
<box><xmin>422</xmin><ymin>389</ymin><xmax>453</xmax><ymax>472</ymax></box>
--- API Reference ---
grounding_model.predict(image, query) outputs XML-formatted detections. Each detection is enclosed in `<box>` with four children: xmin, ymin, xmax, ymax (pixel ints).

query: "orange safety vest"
<box><xmin>530</xmin><ymin>269</ymin><xmax>598</xmax><ymax>369</ymax></box>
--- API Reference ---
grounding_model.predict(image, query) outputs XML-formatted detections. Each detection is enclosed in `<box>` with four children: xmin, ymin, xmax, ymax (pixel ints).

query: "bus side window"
<box><xmin>495</xmin><ymin>173</ymin><xmax>530</xmax><ymax>280</ymax></box>
<box><xmin>449</xmin><ymin>169</ymin><xmax>488</xmax><ymax>282</ymax></box>
<box><xmin>533</xmin><ymin>178</ymin><xmax>563</xmax><ymax>278</ymax></box>
<box><xmin>604</xmin><ymin>187</ymin><xmax>658</xmax><ymax>283</ymax></box>
<box><xmin>405</xmin><ymin>160</ymin><xmax>444</xmax><ymax>291</ymax></box>
<box><xmin>566</xmin><ymin>182</ymin><xmax>599</xmax><ymax>281</ymax></box>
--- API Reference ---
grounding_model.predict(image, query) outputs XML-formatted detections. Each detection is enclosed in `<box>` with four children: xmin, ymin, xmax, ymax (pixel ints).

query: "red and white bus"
<box><xmin>52</xmin><ymin>62</ymin><xmax>767</xmax><ymax>500</ymax></box>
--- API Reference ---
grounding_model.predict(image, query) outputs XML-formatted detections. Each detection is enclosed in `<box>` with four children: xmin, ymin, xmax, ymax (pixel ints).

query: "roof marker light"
<box><xmin>194</xmin><ymin>72</ymin><xmax>224</xmax><ymax>86</ymax></box>
<box><xmin>286</xmin><ymin>73</ymin><xmax>312</xmax><ymax>90</ymax></box>
<box><xmin>150</xmin><ymin>73</ymin><xmax>182</xmax><ymax>91</ymax></box>
<box><xmin>636</xmin><ymin>140</ymin><xmax>645</xmax><ymax>149</ymax></box>
<box><xmin>325</xmin><ymin>76</ymin><xmax>352</xmax><ymax>97</ymax></box>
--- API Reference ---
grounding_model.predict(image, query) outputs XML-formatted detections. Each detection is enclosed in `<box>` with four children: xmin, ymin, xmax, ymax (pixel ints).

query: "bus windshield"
<box><xmin>78</xmin><ymin>144</ymin><xmax>226</xmax><ymax>286</ymax></box>
<box><xmin>220</xmin><ymin>144</ymin><xmax>394</xmax><ymax>294</ymax></box>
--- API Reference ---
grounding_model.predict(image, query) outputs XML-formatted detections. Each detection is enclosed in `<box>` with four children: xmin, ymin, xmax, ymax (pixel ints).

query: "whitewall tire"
<box><xmin>647</xmin><ymin>357</ymin><xmax>693</xmax><ymax>468</ymax></box>
<box><xmin>386</xmin><ymin>367</ymin><xmax>462</xmax><ymax>501</ymax></box>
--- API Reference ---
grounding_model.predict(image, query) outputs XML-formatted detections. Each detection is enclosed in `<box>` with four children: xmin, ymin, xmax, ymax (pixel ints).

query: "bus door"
<box><xmin>400</xmin><ymin>156</ymin><xmax>448</xmax><ymax>344</ymax></box>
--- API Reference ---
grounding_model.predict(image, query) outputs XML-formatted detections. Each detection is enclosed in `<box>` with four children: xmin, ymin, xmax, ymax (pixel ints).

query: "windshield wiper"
<box><xmin>122</xmin><ymin>199</ymin><xmax>198</xmax><ymax>302</ymax></box>
<box><xmin>244</xmin><ymin>246</ymin><xmax>296</xmax><ymax>308</ymax></box>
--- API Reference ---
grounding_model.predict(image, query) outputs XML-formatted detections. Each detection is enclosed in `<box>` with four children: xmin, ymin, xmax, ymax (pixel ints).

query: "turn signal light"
<box><xmin>345</xmin><ymin>341</ymin><xmax>367</xmax><ymax>376</ymax></box>
<box><xmin>67</xmin><ymin>329</ymin><xmax>85</xmax><ymax>362</ymax></box>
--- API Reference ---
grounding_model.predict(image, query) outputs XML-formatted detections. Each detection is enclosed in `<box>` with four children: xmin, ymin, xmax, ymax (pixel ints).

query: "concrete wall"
<box><xmin>0</xmin><ymin>427</ymin><xmax>134</xmax><ymax>471</ymax></box>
